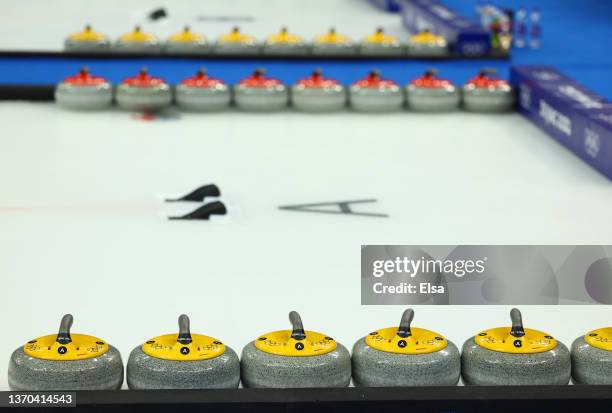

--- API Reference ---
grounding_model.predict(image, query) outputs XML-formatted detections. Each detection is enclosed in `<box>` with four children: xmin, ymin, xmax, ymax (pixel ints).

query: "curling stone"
<box><xmin>312</xmin><ymin>28</ymin><xmax>357</xmax><ymax>56</ymax></box>
<box><xmin>571</xmin><ymin>327</ymin><xmax>612</xmax><ymax>384</ymax></box>
<box><xmin>352</xmin><ymin>309</ymin><xmax>460</xmax><ymax>386</ymax></box>
<box><xmin>405</xmin><ymin>69</ymin><xmax>460</xmax><ymax>112</ymax></box>
<box><xmin>462</xmin><ymin>308</ymin><xmax>571</xmax><ymax>386</ymax></box>
<box><xmin>241</xmin><ymin>311</ymin><xmax>351</xmax><ymax>388</ymax></box>
<box><xmin>215</xmin><ymin>27</ymin><xmax>259</xmax><ymax>55</ymax></box>
<box><xmin>115</xmin><ymin>26</ymin><xmax>161</xmax><ymax>53</ymax></box>
<box><xmin>116</xmin><ymin>67</ymin><xmax>172</xmax><ymax>112</ymax></box>
<box><xmin>64</xmin><ymin>24</ymin><xmax>110</xmax><ymax>51</ymax></box>
<box><xmin>291</xmin><ymin>69</ymin><xmax>346</xmax><ymax>112</ymax></box>
<box><xmin>263</xmin><ymin>27</ymin><xmax>309</xmax><ymax>55</ymax></box>
<box><xmin>165</xmin><ymin>26</ymin><xmax>210</xmax><ymax>54</ymax></box>
<box><xmin>175</xmin><ymin>69</ymin><xmax>231</xmax><ymax>112</ymax></box>
<box><xmin>8</xmin><ymin>314</ymin><xmax>123</xmax><ymax>390</ymax></box>
<box><xmin>55</xmin><ymin>67</ymin><xmax>112</xmax><ymax>110</ymax></box>
<box><xmin>127</xmin><ymin>315</ymin><xmax>240</xmax><ymax>389</ymax></box>
<box><xmin>462</xmin><ymin>68</ymin><xmax>515</xmax><ymax>112</ymax></box>
<box><xmin>349</xmin><ymin>70</ymin><xmax>404</xmax><ymax>112</ymax></box>
<box><xmin>407</xmin><ymin>29</ymin><xmax>448</xmax><ymax>57</ymax></box>
<box><xmin>360</xmin><ymin>27</ymin><xmax>403</xmax><ymax>56</ymax></box>
<box><xmin>234</xmin><ymin>69</ymin><xmax>288</xmax><ymax>111</ymax></box>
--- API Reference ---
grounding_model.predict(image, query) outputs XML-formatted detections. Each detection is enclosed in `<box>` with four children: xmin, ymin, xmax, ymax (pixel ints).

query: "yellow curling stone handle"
<box><xmin>475</xmin><ymin>308</ymin><xmax>557</xmax><ymax>354</ymax></box>
<box><xmin>409</xmin><ymin>29</ymin><xmax>445</xmax><ymax>44</ymax></box>
<box><xmin>219</xmin><ymin>27</ymin><xmax>255</xmax><ymax>43</ymax></box>
<box><xmin>585</xmin><ymin>327</ymin><xmax>612</xmax><ymax>351</ymax></box>
<box><xmin>142</xmin><ymin>314</ymin><xmax>226</xmax><ymax>361</ymax></box>
<box><xmin>120</xmin><ymin>26</ymin><xmax>156</xmax><ymax>42</ymax></box>
<box><xmin>364</xmin><ymin>27</ymin><xmax>398</xmax><ymax>44</ymax></box>
<box><xmin>69</xmin><ymin>25</ymin><xmax>107</xmax><ymax>41</ymax></box>
<box><xmin>23</xmin><ymin>314</ymin><xmax>109</xmax><ymax>361</ymax></box>
<box><xmin>255</xmin><ymin>311</ymin><xmax>337</xmax><ymax>357</ymax></box>
<box><xmin>168</xmin><ymin>26</ymin><xmax>204</xmax><ymax>42</ymax></box>
<box><xmin>315</xmin><ymin>28</ymin><xmax>351</xmax><ymax>44</ymax></box>
<box><xmin>267</xmin><ymin>27</ymin><xmax>302</xmax><ymax>44</ymax></box>
<box><xmin>366</xmin><ymin>308</ymin><xmax>448</xmax><ymax>355</ymax></box>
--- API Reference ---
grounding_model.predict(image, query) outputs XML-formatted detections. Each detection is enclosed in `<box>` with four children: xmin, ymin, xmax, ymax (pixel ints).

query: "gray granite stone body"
<box><xmin>462</xmin><ymin>87</ymin><xmax>515</xmax><ymax>112</ymax></box>
<box><xmin>234</xmin><ymin>85</ymin><xmax>288</xmax><ymax>111</ymax></box>
<box><xmin>214</xmin><ymin>42</ymin><xmax>260</xmax><ymax>55</ymax></box>
<box><xmin>352</xmin><ymin>337</ymin><xmax>460</xmax><ymax>386</ymax></box>
<box><xmin>571</xmin><ymin>336</ymin><xmax>612</xmax><ymax>384</ymax></box>
<box><xmin>240</xmin><ymin>341</ymin><xmax>351</xmax><ymax>388</ymax></box>
<box><xmin>359</xmin><ymin>43</ymin><xmax>404</xmax><ymax>56</ymax></box>
<box><xmin>165</xmin><ymin>41</ymin><xmax>211</xmax><ymax>54</ymax></box>
<box><xmin>311</xmin><ymin>43</ymin><xmax>357</xmax><ymax>56</ymax></box>
<box><xmin>406</xmin><ymin>43</ymin><xmax>448</xmax><ymax>57</ymax></box>
<box><xmin>349</xmin><ymin>86</ymin><xmax>404</xmax><ymax>112</ymax></box>
<box><xmin>262</xmin><ymin>43</ymin><xmax>310</xmax><ymax>55</ymax></box>
<box><xmin>114</xmin><ymin>40</ymin><xmax>162</xmax><ymax>53</ymax></box>
<box><xmin>126</xmin><ymin>345</ymin><xmax>240</xmax><ymax>389</ymax></box>
<box><xmin>64</xmin><ymin>39</ymin><xmax>111</xmax><ymax>52</ymax></box>
<box><xmin>291</xmin><ymin>86</ymin><xmax>346</xmax><ymax>112</ymax></box>
<box><xmin>8</xmin><ymin>345</ymin><xmax>123</xmax><ymax>390</ymax></box>
<box><xmin>461</xmin><ymin>336</ymin><xmax>571</xmax><ymax>385</ymax></box>
<box><xmin>55</xmin><ymin>83</ymin><xmax>113</xmax><ymax>110</ymax></box>
<box><xmin>116</xmin><ymin>84</ymin><xmax>173</xmax><ymax>111</ymax></box>
<box><xmin>175</xmin><ymin>84</ymin><xmax>231</xmax><ymax>111</ymax></box>
<box><xmin>405</xmin><ymin>85</ymin><xmax>460</xmax><ymax>112</ymax></box>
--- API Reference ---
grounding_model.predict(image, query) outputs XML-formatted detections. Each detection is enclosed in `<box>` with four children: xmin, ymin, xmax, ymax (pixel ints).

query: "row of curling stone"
<box><xmin>66</xmin><ymin>25</ymin><xmax>449</xmax><ymax>57</ymax></box>
<box><xmin>55</xmin><ymin>67</ymin><xmax>515</xmax><ymax>113</ymax></box>
<box><xmin>9</xmin><ymin>309</ymin><xmax>612</xmax><ymax>390</ymax></box>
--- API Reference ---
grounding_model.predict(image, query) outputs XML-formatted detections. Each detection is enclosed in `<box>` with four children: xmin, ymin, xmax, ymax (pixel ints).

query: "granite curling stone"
<box><xmin>462</xmin><ymin>68</ymin><xmax>515</xmax><ymax>112</ymax></box>
<box><xmin>64</xmin><ymin>24</ymin><xmax>110</xmax><ymax>51</ymax></box>
<box><xmin>55</xmin><ymin>67</ymin><xmax>113</xmax><ymax>110</ymax></box>
<box><xmin>291</xmin><ymin>69</ymin><xmax>346</xmax><ymax>112</ymax></box>
<box><xmin>312</xmin><ymin>28</ymin><xmax>357</xmax><ymax>56</ymax></box>
<box><xmin>127</xmin><ymin>314</ymin><xmax>240</xmax><ymax>389</ymax></box>
<box><xmin>571</xmin><ymin>327</ymin><xmax>612</xmax><ymax>384</ymax></box>
<box><xmin>406</xmin><ymin>29</ymin><xmax>448</xmax><ymax>57</ymax></box>
<box><xmin>215</xmin><ymin>26</ymin><xmax>259</xmax><ymax>55</ymax></box>
<box><xmin>115</xmin><ymin>26</ymin><xmax>161</xmax><ymax>53</ymax></box>
<box><xmin>115</xmin><ymin>67</ymin><xmax>172</xmax><ymax>111</ymax></box>
<box><xmin>461</xmin><ymin>308</ymin><xmax>570</xmax><ymax>385</ymax></box>
<box><xmin>349</xmin><ymin>70</ymin><xmax>404</xmax><ymax>112</ymax></box>
<box><xmin>234</xmin><ymin>68</ymin><xmax>288</xmax><ymax>111</ymax></box>
<box><xmin>405</xmin><ymin>68</ymin><xmax>460</xmax><ymax>112</ymax></box>
<box><xmin>175</xmin><ymin>68</ymin><xmax>231</xmax><ymax>111</ymax></box>
<box><xmin>241</xmin><ymin>311</ymin><xmax>351</xmax><ymax>388</ymax></box>
<box><xmin>352</xmin><ymin>308</ymin><xmax>460</xmax><ymax>386</ymax></box>
<box><xmin>360</xmin><ymin>27</ymin><xmax>403</xmax><ymax>56</ymax></box>
<box><xmin>165</xmin><ymin>26</ymin><xmax>210</xmax><ymax>54</ymax></box>
<box><xmin>8</xmin><ymin>314</ymin><xmax>124</xmax><ymax>390</ymax></box>
<box><xmin>263</xmin><ymin>27</ymin><xmax>309</xmax><ymax>55</ymax></box>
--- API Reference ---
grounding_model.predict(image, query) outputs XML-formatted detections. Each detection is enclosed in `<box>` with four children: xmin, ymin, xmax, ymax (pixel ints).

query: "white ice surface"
<box><xmin>0</xmin><ymin>102</ymin><xmax>612</xmax><ymax>389</ymax></box>
<box><xmin>0</xmin><ymin>0</ymin><xmax>408</xmax><ymax>51</ymax></box>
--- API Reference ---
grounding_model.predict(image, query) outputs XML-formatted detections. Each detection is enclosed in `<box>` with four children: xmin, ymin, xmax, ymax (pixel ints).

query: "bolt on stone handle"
<box><xmin>510</xmin><ymin>308</ymin><xmax>525</xmax><ymax>337</ymax></box>
<box><xmin>56</xmin><ymin>314</ymin><xmax>73</xmax><ymax>345</ymax></box>
<box><xmin>397</xmin><ymin>308</ymin><xmax>414</xmax><ymax>338</ymax></box>
<box><xmin>177</xmin><ymin>314</ymin><xmax>193</xmax><ymax>345</ymax></box>
<box><xmin>289</xmin><ymin>311</ymin><xmax>306</xmax><ymax>340</ymax></box>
